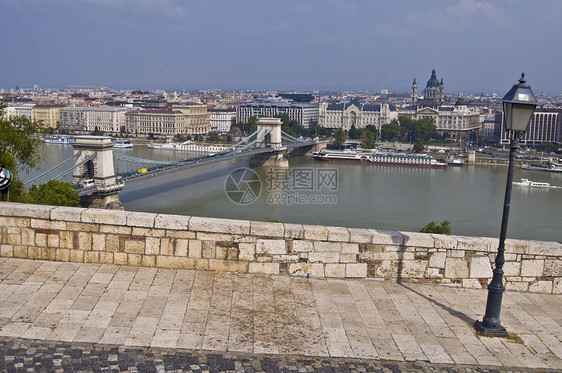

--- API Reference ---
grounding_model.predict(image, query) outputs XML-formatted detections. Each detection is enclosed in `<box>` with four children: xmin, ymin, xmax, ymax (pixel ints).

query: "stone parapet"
<box><xmin>1</xmin><ymin>202</ymin><xmax>560</xmax><ymax>293</ymax></box>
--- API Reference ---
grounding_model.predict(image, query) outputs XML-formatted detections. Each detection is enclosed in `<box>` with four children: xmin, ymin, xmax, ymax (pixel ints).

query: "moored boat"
<box><xmin>43</xmin><ymin>135</ymin><xmax>75</xmax><ymax>144</ymax></box>
<box><xmin>113</xmin><ymin>140</ymin><xmax>133</xmax><ymax>148</ymax></box>
<box><xmin>312</xmin><ymin>149</ymin><xmax>447</xmax><ymax>168</ymax></box>
<box><xmin>522</xmin><ymin>163</ymin><xmax>562</xmax><ymax>172</ymax></box>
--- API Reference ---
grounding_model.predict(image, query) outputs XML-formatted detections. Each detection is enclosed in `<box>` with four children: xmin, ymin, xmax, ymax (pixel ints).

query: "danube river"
<box><xmin>21</xmin><ymin>144</ymin><xmax>562</xmax><ymax>242</ymax></box>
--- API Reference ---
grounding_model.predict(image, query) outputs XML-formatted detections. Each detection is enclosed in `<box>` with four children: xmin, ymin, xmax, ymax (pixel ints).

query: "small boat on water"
<box><xmin>447</xmin><ymin>157</ymin><xmax>464</xmax><ymax>166</ymax></box>
<box><xmin>512</xmin><ymin>179</ymin><xmax>552</xmax><ymax>188</ymax></box>
<box><xmin>113</xmin><ymin>140</ymin><xmax>133</xmax><ymax>148</ymax></box>
<box><xmin>522</xmin><ymin>163</ymin><xmax>562</xmax><ymax>172</ymax></box>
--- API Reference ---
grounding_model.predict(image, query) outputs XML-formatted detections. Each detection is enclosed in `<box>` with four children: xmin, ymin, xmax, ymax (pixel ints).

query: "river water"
<box><xmin>20</xmin><ymin>144</ymin><xmax>562</xmax><ymax>242</ymax></box>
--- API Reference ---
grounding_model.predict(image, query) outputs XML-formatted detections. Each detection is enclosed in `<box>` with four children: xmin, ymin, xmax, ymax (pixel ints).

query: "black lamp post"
<box><xmin>474</xmin><ymin>73</ymin><xmax>537</xmax><ymax>336</ymax></box>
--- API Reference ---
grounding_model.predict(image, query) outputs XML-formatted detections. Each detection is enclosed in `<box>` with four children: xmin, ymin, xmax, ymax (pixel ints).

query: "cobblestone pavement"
<box><xmin>0</xmin><ymin>258</ymin><xmax>561</xmax><ymax>372</ymax></box>
<box><xmin>0</xmin><ymin>338</ymin><xmax>557</xmax><ymax>373</ymax></box>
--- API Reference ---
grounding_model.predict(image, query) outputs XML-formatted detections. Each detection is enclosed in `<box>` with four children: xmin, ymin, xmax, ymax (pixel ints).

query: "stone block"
<box><xmin>124</xmin><ymin>239</ymin><xmax>145</xmax><ymax>254</ymax></box>
<box><xmin>248</xmin><ymin>262</ymin><xmax>279</xmax><ymax>275</ymax></box>
<box><xmin>529</xmin><ymin>281</ymin><xmax>553</xmax><ymax>293</ymax></box>
<box><xmin>154</xmin><ymin>214</ymin><xmax>190</xmax><ymax>230</ymax></box>
<box><xmin>85</xmin><ymin>251</ymin><xmax>99</xmax><ymax>263</ymax></box>
<box><xmin>445</xmin><ymin>258</ymin><xmax>469</xmax><ymax>279</ymax></box>
<box><xmin>47</xmin><ymin>233</ymin><xmax>59</xmax><ymax>248</ymax></box>
<box><xmin>456</xmin><ymin>236</ymin><xmax>488</xmax><ymax>252</ymax></box>
<box><xmin>7</xmin><ymin>227</ymin><xmax>21</xmax><ymax>245</ymax></box>
<box><xmin>82</xmin><ymin>209</ymin><xmax>127</xmax><ymax>225</ymax></box>
<box><xmin>1</xmin><ymin>202</ymin><xmax>52</xmax><ymax>218</ymax></box>
<box><xmin>141</xmin><ymin>255</ymin><xmax>155</xmax><ymax>267</ymax></box>
<box><xmin>521</xmin><ymin>260</ymin><xmax>544</xmax><ymax>277</ymax></box>
<box><xmin>527</xmin><ymin>241</ymin><xmax>562</xmax><ymax>256</ymax></box>
<box><xmin>166</xmin><ymin>230</ymin><xmax>196</xmax><ymax>239</ymax></box>
<box><xmin>195</xmin><ymin>259</ymin><xmax>208</xmax><ymax>270</ymax></box>
<box><xmin>188</xmin><ymin>240</ymin><xmax>202</xmax><ymax>258</ymax></box>
<box><xmin>292</xmin><ymin>240</ymin><xmax>313</xmax><ymax>253</ymax></box>
<box><xmin>401</xmin><ymin>231</ymin><xmax>434</xmax><ymax>248</ymax></box>
<box><xmin>208</xmin><ymin>259</ymin><xmax>248</xmax><ymax>273</ymax></box>
<box><xmin>20</xmin><ymin>228</ymin><xmax>34</xmax><ymax>246</ymax></box>
<box><xmin>78</xmin><ymin>232</ymin><xmax>92</xmax><ymax>251</ymax></box>
<box><xmin>128</xmin><ymin>253</ymin><xmax>142</xmax><ymax>266</ymax></box>
<box><xmin>36</xmin><ymin>233</ymin><xmax>46</xmax><ymax>247</ymax></box>
<box><xmin>470</xmin><ymin>256</ymin><xmax>492</xmax><ymax>278</ymax></box>
<box><xmin>303</xmin><ymin>225</ymin><xmax>328</xmax><ymax>240</ymax></box>
<box><xmin>156</xmin><ymin>256</ymin><xmax>195</xmax><ymax>269</ymax></box>
<box><xmin>196</xmin><ymin>232</ymin><xmax>234</xmax><ymax>242</ymax></box>
<box><xmin>0</xmin><ymin>245</ymin><xmax>13</xmax><ymax>257</ymax></box>
<box><xmin>283</xmin><ymin>223</ymin><xmax>304</xmax><ymax>239</ymax></box>
<box><xmin>250</xmin><ymin>221</ymin><xmax>284</xmax><ymax>237</ymax></box>
<box><xmin>14</xmin><ymin>246</ymin><xmax>27</xmax><ymax>258</ymax></box>
<box><xmin>341</xmin><ymin>243</ymin><xmax>359</xmax><ymax>253</ymax></box>
<box><xmin>451</xmin><ymin>250</ymin><xmax>465</xmax><ymax>258</ymax></box>
<box><xmin>326</xmin><ymin>226</ymin><xmax>350</xmax><ymax>242</ymax></box>
<box><xmin>400</xmin><ymin>260</ymin><xmax>428</xmax><ymax>278</ymax></box>
<box><xmin>145</xmin><ymin>237</ymin><xmax>160</xmax><ymax>255</ymax></box>
<box><xmin>106</xmin><ymin>234</ymin><xmax>119</xmax><ymax>252</ymax></box>
<box><xmin>31</xmin><ymin>219</ymin><xmax>66</xmax><ymax>230</ymax></box>
<box><xmin>339</xmin><ymin>253</ymin><xmax>357</xmax><ymax>263</ymax></box>
<box><xmin>371</xmin><ymin>229</ymin><xmax>403</xmax><ymax>245</ymax></box>
<box><xmin>92</xmin><ymin>233</ymin><xmax>106</xmax><ymax>251</ymax></box>
<box><xmin>59</xmin><ymin>231</ymin><xmax>74</xmax><ymax>250</ymax></box>
<box><xmin>553</xmin><ymin>278</ymin><xmax>562</xmax><ymax>294</ymax></box>
<box><xmin>100</xmin><ymin>225</ymin><xmax>131</xmax><ymax>235</ymax></box>
<box><xmin>503</xmin><ymin>261</ymin><xmax>520</xmax><ymax>276</ymax></box>
<box><xmin>42</xmin><ymin>247</ymin><xmax>56</xmax><ymax>261</ymax></box>
<box><xmin>202</xmin><ymin>241</ymin><xmax>215</xmax><ymax>259</ymax></box>
<box><xmin>504</xmin><ymin>239</ymin><xmax>529</xmax><ymax>254</ymax></box>
<box><xmin>238</xmin><ymin>243</ymin><xmax>255</xmax><ymax>261</ymax></box>
<box><xmin>462</xmin><ymin>279</ymin><xmax>483</xmax><ymax>289</ymax></box>
<box><xmin>346</xmin><ymin>263</ymin><xmax>367</xmax><ymax>278</ymax></box>
<box><xmin>189</xmin><ymin>216</ymin><xmax>249</xmax><ymax>235</ymax></box>
<box><xmin>428</xmin><ymin>251</ymin><xmax>446</xmax><ymax>268</ymax></box>
<box><xmin>126</xmin><ymin>212</ymin><xmax>156</xmax><ymax>228</ymax></box>
<box><xmin>288</xmin><ymin>263</ymin><xmax>324</xmax><ymax>277</ymax></box>
<box><xmin>544</xmin><ymin>259</ymin><xmax>562</xmax><ymax>277</ymax></box>
<box><xmin>348</xmin><ymin>228</ymin><xmax>373</xmax><ymax>243</ymax></box>
<box><xmin>70</xmin><ymin>250</ymin><xmax>84</xmax><ymax>263</ymax></box>
<box><xmin>313</xmin><ymin>241</ymin><xmax>342</xmax><ymax>252</ymax></box>
<box><xmin>424</xmin><ymin>268</ymin><xmax>442</xmax><ymax>279</ymax></box>
<box><xmin>100</xmin><ymin>251</ymin><xmax>114</xmax><ymax>264</ymax></box>
<box><xmin>506</xmin><ymin>281</ymin><xmax>528</xmax><ymax>292</ymax></box>
<box><xmin>114</xmin><ymin>252</ymin><xmax>128</xmax><ymax>265</ymax></box>
<box><xmin>159</xmin><ymin>238</ymin><xmax>173</xmax><ymax>256</ymax></box>
<box><xmin>308</xmin><ymin>252</ymin><xmax>340</xmax><ymax>263</ymax></box>
<box><xmin>67</xmin><ymin>222</ymin><xmax>99</xmax><ymax>232</ymax></box>
<box><xmin>325</xmin><ymin>263</ymin><xmax>346</xmax><ymax>278</ymax></box>
<box><xmin>51</xmin><ymin>206</ymin><xmax>82</xmax><ymax>222</ymax></box>
<box><xmin>256</xmin><ymin>239</ymin><xmax>286</xmax><ymax>255</ymax></box>
<box><xmin>433</xmin><ymin>234</ymin><xmax>457</xmax><ymax>250</ymax></box>
<box><xmin>131</xmin><ymin>227</ymin><xmax>166</xmax><ymax>237</ymax></box>
<box><xmin>27</xmin><ymin>247</ymin><xmax>40</xmax><ymax>259</ymax></box>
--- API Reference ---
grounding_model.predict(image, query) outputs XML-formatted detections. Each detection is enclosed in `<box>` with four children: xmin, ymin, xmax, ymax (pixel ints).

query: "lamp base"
<box><xmin>474</xmin><ymin>320</ymin><xmax>508</xmax><ymax>337</ymax></box>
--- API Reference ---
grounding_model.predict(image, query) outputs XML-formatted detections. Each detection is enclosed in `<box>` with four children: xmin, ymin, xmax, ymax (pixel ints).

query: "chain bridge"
<box><xmin>25</xmin><ymin>117</ymin><xmax>319</xmax><ymax>209</ymax></box>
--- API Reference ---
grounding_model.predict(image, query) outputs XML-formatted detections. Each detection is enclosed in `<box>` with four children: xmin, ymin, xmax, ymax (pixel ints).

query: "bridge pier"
<box><xmin>251</xmin><ymin>117</ymin><xmax>289</xmax><ymax>167</ymax></box>
<box><xmin>72</xmin><ymin>136</ymin><xmax>124</xmax><ymax>210</ymax></box>
<box><xmin>250</xmin><ymin>152</ymin><xmax>289</xmax><ymax>167</ymax></box>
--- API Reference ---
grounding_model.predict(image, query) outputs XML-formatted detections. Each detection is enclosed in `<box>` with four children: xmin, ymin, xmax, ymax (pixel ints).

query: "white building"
<box><xmin>3</xmin><ymin>103</ymin><xmax>35</xmax><ymax>120</ymax></box>
<box><xmin>59</xmin><ymin>107</ymin><xmax>86</xmax><ymax>131</ymax></box>
<box><xmin>236</xmin><ymin>102</ymin><xmax>319</xmax><ymax>128</ymax></box>
<box><xmin>498</xmin><ymin>109</ymin><xmax>562</xmax><ymax>146</ymax></box>
<box><xmin>318</xmin><ymin>99</ymin><xmax>397</xmax><ymax>131</ymax></box>
<box><xmin>209</xmin><ymin>109</ymin><xmax>236</xmax><ymax>133</ymax></box>
<box><xmin>84</xmin><ymin>107</ymin><xmax>130</xmax><ymax>133</ymax></box>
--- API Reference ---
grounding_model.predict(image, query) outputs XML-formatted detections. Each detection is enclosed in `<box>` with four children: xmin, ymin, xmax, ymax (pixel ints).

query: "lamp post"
<box><xmin>474</xmin><ymin>73</ymin><xmax>537</xmax><ymax>336</ymax></box>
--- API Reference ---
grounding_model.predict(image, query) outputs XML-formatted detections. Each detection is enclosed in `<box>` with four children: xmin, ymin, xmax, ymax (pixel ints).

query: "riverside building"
<box><xmin>236</xmin><ymin>102</ymin><xmax>319</xmax><ymax>128</ymax></box>
<box><xmin>125</xmin><ymin>103</ymin><xmax>210</xmax><ymax>136</ymax></box>
<box><xmin>497</xmin><ymin>108</ymin><xmax>562</xmax><ymax>146</ymax></box>
<box><xmin>318</xmin><ymin>99</ymin><xmax>398</xmax><ymax>131</ymax></box>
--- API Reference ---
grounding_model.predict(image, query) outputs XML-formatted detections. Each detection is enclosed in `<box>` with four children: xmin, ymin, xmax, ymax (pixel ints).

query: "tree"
<box><xmin>361</xmin><ymin>130</ymin><xmax>376</xmax><ymax>149</ymax></box>
<box><xmin>228</xmin><ymin>126</ymin><xmax>242</xmax><ymax>139</ymax></box>
<box><xmin>413</xmin><ymin>141</ymin><xmax>425</xmax><ymax>153</ymax></box>
<box><xmin>380</xmin><ymin>121</ymin><xmax>400</xmax><ymax>140</ymax></box>
<box><xmin>419</xmin><ymin>220</ymin><xmax>451</xmax><ymax>235</ymax></box>
<box><xmin>348</xmin><ymin>124</ymin><xmax>361</xmax><ymax>139</ymax></box>
<box><xmin>0</xmin><ymin>104</ymin><xmax>45</xmax><ymax>202</ymax></box>
<box><xmin>28</xmin><ymin>179</ymin><xmax>80</xmax><ymax>207</ymax></box>
<box><xmin>537</xmin><ymin>142</ymin><xmax>560</xmax><ymax>153</ymax></box>
<box><xmin>207</xmin><ymin>132</ymin><xmax>222</xmax><ymax>142</ymax></box>
<box><xmin>333</xmin><ymin>128</ymin><xmax>347</xmax><ymax>149</ymax></box>
<box><xmin>91</xmin><ymin>126</ymin><xmax>104</xmax><ymax>136</ymax></box>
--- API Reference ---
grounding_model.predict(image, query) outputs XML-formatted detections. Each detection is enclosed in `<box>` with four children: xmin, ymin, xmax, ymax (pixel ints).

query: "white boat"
<box><xmin>522</xmin><ymin>163</ymin><xmax>562</xmax><ymax>172</ymax></box>
<box><xmin>113</xmin><ymin>140</ymin><xmax>133</xmax><ymax>148</ymax></box>
<box><xmin>313</xmin><ymin>149</ymin><xmax>447</xmax><ymax>168</ymax></box>
<box><xmin>512</xmin><ymin>179</ymin><xmax>552</xmax><ymax>188</ymax></box>
<box><xmin>43</xmin><ymin>136</ymin><xmax>75</xmax><ymax>144</ymax></box>
<box><xmin>147</xmin><ymin>142</ymin><xmax>228</xmax><ymax>153</ymax></box>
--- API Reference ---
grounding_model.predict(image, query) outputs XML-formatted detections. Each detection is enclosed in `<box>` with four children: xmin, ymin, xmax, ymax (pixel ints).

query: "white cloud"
<box><xmin>446</xmin><ymin>0</ymin><xmax>510</xmax><ymax>25</ymax></box>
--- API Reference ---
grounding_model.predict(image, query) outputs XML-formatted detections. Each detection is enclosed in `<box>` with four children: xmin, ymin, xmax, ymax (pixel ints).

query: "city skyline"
<box><xmin>1</xmin><ymin>0</ymin><xmax>561</xmax><ymax>95</ymax></box>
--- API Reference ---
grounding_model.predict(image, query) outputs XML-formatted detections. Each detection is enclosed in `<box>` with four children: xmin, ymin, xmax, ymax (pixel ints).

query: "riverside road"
<box><xmin>0</xmin><ymin>258</ymin><xmax>560</xmax><ymax>372</ymax></box>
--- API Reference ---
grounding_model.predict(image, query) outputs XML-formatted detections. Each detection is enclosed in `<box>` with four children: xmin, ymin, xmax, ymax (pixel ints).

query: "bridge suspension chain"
<box><xmin>24</xmin><ymin>152</ymin><xmax>81</xmax><ymax>187</ymax></box>
<box><xmin>113</xmin><ymin>153</ymin><xmax>175</xmax><ymax>165</ymax></box>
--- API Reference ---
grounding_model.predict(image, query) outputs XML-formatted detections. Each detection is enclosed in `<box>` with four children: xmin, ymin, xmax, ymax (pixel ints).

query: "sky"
<box><xmin>1</xmin><ymin>0</ymin><xmax>561</xmax><ymax>95</ymax></box>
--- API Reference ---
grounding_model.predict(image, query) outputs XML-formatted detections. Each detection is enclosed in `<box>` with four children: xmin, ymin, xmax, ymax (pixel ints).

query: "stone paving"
<box><xmin>0</xmin><ymin>258</ymin><xmax>560</xmax><ymax>372</ymax></box>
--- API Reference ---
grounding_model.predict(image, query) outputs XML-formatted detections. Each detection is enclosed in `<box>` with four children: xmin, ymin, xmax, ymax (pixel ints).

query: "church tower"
<box><xmin>424</xmin><ymin>69</ymin><xmax>444</xmax><ymax>105</ymax></box>
<box><xmin>411</xmin><ymin>78</ymin><xmax>418</xmax><ymax>104</ymax></box>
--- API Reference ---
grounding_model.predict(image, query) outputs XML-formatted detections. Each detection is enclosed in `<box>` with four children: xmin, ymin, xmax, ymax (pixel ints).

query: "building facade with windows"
<box><xmin>4</xmin><ymin>103</ymin><xmax>35</xmax><ymax>120</ymax></box>
<box><xmin>497</xmin><ymin>108</ymin><xmax>562</xmax><ymax>146</ymax></box>
<box><xmin>84</xmin><ymin>107</ymin><xmax>130</xmax><ymax>133</ymax></box>
<box><xmin>59</xmin><ymin>107</ymin><xmax>86</xmax><ymax>131</ymax></box>
<box><xmin>236</xmin><ymin>102</ymin><xmax>319</xmax><ymax>128</ymax></box>
<box><xmin>209</xmin><ymin>109</ymin><xmax>236</xmax><ymax>133</ymax></box>
<box><xmin>125</xmin><ymin>103</ymin><xmax>210</xmax><ymax>136</ymax></box>
<box><xmin>32</xmin><ymin>104</ymin><xmax>65</xmax><ymax>129</ymax></box>
<box><xmin>318</xmin><ymin>99</ymin><xmax>397</xmax><ymax>131</ymax></box>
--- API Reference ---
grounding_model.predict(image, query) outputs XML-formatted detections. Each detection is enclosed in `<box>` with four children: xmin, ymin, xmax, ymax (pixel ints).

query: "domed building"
<box><xmin>401</xmin><ymin>69</ymin><xmax>481</xmax><ymax>142</ymax></box>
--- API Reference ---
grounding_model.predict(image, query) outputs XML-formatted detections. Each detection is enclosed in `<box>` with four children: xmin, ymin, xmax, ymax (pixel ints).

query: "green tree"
<box><xmin>348</xmin><ymin>124</ymin><xmax>361</xmax><ymax>139</ymax></box>
<box><xmin>361</xmin><ymin>130</ymin><xmax>376</xmax><ymax>149</ymax></box>
<box><xmin>537</xmin><ymin>142</ymin><xmax>560</xmax><ymax>153</ymax></box>
<box><xmin>419</xmin><ymin>220</ymin><xmax>451</xmax><ymax>235</ymax></box>
<box><xmin>413</xmin><ymin>141</ymin><xmax>425</xmax><ymax>152</ymax></box>
<box><xmin>333</xmin><ymin>128</ymin><xmax>347</xmax><ymax>149</ymax></box>
<box><xmin>91</xmin><ymin>126</ymin><xmax>104</xmax><ymax>136</ymax></box>
<box><xmin>207</xmin><ymin>132</ymin><xmax>222</xmax><ymax>142</ymax></box>
<box><xmin>0</xmin><ymin>104</ymin><xmax>45</xmax><ymax>202</ymax></box>
<box><xmin>380</xmin><ymin>121</ymin><xmax>400</xmax><ymax>140</ymax></box>
<box><xmin>29</xmin><ymin>180</ymin><xmax>80</xmax><ymax>207</ymax></box>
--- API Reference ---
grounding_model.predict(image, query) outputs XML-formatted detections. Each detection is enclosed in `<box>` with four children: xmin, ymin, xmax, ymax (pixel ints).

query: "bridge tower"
<box><xmin>251</xmin><ymin>117</ymin><xmax>289</xmax><ymax>167</ymax></box>
<box><xmin>71</xmin><ymin>136</ymin><xmax>125</xmax><ymax>210</ymax></box>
